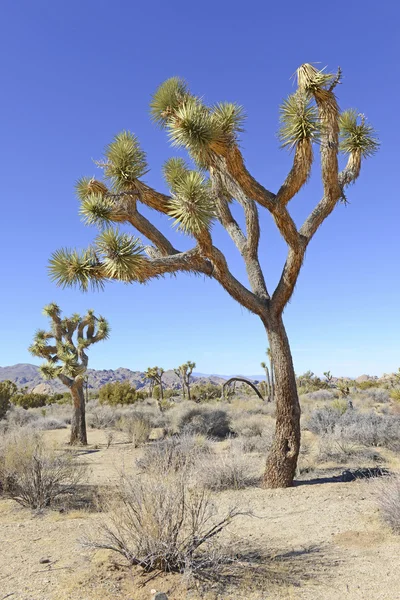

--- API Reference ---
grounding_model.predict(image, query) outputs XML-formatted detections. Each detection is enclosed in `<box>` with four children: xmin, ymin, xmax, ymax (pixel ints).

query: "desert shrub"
<box><xmin>390</xmin><ymin>389</ymin><xmax>400</xmax><ymax>402</ymax></box>
<box><xmin>331</xmin><ymin>398</ymin><xmax>349</xmax><ymax>414</ymax></box>
<box><xmin>230</xmin><ymin>434</ymin><xmax>272</xmax><ymax>454</ymax></box>
<box><xmin>306</xmin><ymin>406</ymin><xmax>344</xmax><ymax>435</ymax></box>
<box><xmin>84</xmin><ymin>472</ymin><xmax>244</xmax><ymax>575</ymax></box>
<box><xmin>374</xmin><ymin>475</ymin><xmax>400</xmax><ymax>533</ymax></box>
<box><xmin>190</xmin><ymin>383</ymin><xmax>221</xmax><ymax>402</ymax></box>
<box><xmin>137</xmin><ymin>434</ymin><xmax>212</xmax><ymax>475</ymax></box>
<box><xmin>117</xmin><ymin>414</ymin><xmax>151</xmax><ymax>446</ymax></box>
<box><xmin>297</xmin><ymin>371</ymin><xmax>328</xmax><ymax>394</ymax></box>
<box><xmin>197</xmin><ymin>447</ymin><xmax>258</xmax><ymax>491</ymax></box>
<box><xmin>177</xmin><ymin>406</ymin><xmax>231</xmax><ymax>439</ymax></box>
<box><xmin>0</xmin><ymin>380</ymin><xmax>17</xmax><ymax>420</ymax></box>
<box><xmin>5</xmin><ymin>405</ymin><xmax>38</xmax><ymax>429</ymax></box>
<box><xmin>335</xmin><ymin>411</ymin><xmax>400</xmax><ymax>449</ymax></box>
<box><xmin>12</xmin><ymin>392</ymin><xmax>49</xmax><ymax>409</ymax></box>
<box><xmin>99</xmin><ymin>381</ymin><xmax>139</xmax><ymax>406</ymax></box>
<box><xmin>357</xmin><ymin>388</ymin><xmax>390</xmax><ymax>403</ymax></box>
<box><xmin>231</xmin><ymin>414</ymin><xmax>271</xmax><ymax>438</ymax></box>
<box><xmin>357</xmin><ymin>380</ymin><xmax>380</xmax><ymax>390</ymax></box>
<box><xmin>301</xmin><ymin>389</ymin><xmax>338</xmax><ymax>402</ymax></box>
<box><xmin>0</xmin><ymin>430</ymin><xmax>85</xmax><ymax>509</ymax></box>
<box><xmin>87</xmin><ymin>404</ymin><xmax>117</xmax><ymax>429</ymax></box>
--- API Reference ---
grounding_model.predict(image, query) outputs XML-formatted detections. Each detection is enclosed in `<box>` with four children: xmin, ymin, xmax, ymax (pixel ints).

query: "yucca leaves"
<box><xmin>79</xmin><ymin>194</ymin><xmax>116</xmax><ymax>228</ymax></box>
<box><xmin>75</xmin><ymin>177</ymin><xmax>108</xmax><ymax>201</ymax></box>
<box><xmin>339</xmin><ymin>110</ymin><xmax>379</xmax><ymax>158</ymax></box>
<box><xmin>42</xmin><ymin>302</ymin><xmax>61</xmax><ymax>318</ymax></box>
<box><xmin>96</xmin><ymin>316</ymin><xmax>111</xmax><ymax>340</ymax></box>
<box><xmin>167</xmin><ymin>97</ymin><xmax>217</xmax><ymax>155</ymax></box>
<box><xmin>39</xmin><ymin>362</ymin><xmax>61</xmax><ymax>380</ymax></box>
<box><xmin>49</xmin><ymin>248</ymin><xmax>104</xmax><ymax>292</ymax></box>
<box><xmin>279</xmin><ymin>92</ymin><xmax>320</xmax><ymax>149</ymax></box>
<box><xmin>211</xmin><ymin>102</ymin><xmax>245</xmax><ymax>142</ymax></box>
<box><xmin>163</xmin><ymin>157</ymin><xmax>190</xmax><ymax>191</ymax></box>
<box><xmin>150</xmin><ymin>77</ymin><xmax>189</xmax><ymax>126</ymax></box>
<box><xmin>95</xmin><ymin>228</ymin><xmax>146</xmax><ymax>282</ymax></box>
<box><xmin>168</xmin><ymin>171</ymin><xmax>215</xmax><ymax>235</ymax></box>
<box><xmin>103</xmin><ymin>131</ymin><xmax>148</xmax><ymax>191</ymax></box>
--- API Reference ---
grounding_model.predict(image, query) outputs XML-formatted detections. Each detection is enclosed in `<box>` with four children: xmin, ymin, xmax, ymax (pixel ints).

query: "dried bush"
<box><xmin>306</xmin><ymin>406</ymin><xmax>343</xmax><ymax>435</ymax></box>
<box><xmin>229</xmin><ymin>434</ymin><xmax>272</xmax><ymax>454</ymax></box>
<box><xmin>117</xmin><ymin>414</ymin><xmax>151</xmax><ymax>447</ymax></box>
<box><xmin>197</xmin><ymin>447</ymin><xmax>258</xmax><ymax>491</ymax></box>
<box><xmin>176</xmin><ymin>406</ymin><xmax>231</xmax><ymax>439</ymax></box>
<box><xmin>0</xmin><ymin>430</ymin><xmax>85</xmax><ymax>509</ymax></box>
<box><xmin>30</xmin><ymin>417</ymin><xmax>67</xmax><ymax>430</ymax></box>
<box><xmin>87</xmin><ymin>404</ymin><xmax>117</xmax><ymax>429</ymax></box>
<box><xmin>374</xmin><ymin>475</ymin><xmax>400</xmax><ymax>533</ymax></box>
<box><xmin>335</xmin><ymin>411</ymin><xmax>400</xmax><ymax>449</ymax></box>
<box><xmin>84</xmin><ymin>472</ymin><xmax>245</xmax><ymax>575</ymax></box>
<box><xmin>301</xmin><ymin>389</ymin><xmax>338</xmax><ymax>402</ymax></box>
<box><xmin>231</xmin><ymin>414</ymin><xmax>267</xmax><ymax>437</ymax></box>
<box><xmin>137</xmin><ymin>434</ymin><xmax>212</xmax><ymax>475</ymax></box>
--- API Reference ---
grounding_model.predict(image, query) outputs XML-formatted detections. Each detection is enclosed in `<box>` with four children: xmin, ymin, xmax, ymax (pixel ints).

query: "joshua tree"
<box><xmin>260</xmin><ymin>361</ymin><xmax>271</xmax><ymax>401</ymax></box>
<box><xmin>145</xmin><ymin>366</ymin><xmax>164</xmax><ymax>402</ymax></box>
<box><xmin>175</xmin><ymin>361</ymin><xmax>196</xmax><ymax>400</ymax></box>
<box><xmin>29</xmin><ymin>304</ymin><xmax>110</xmax><ymax>445</ymax></box>
<box><xmin>48</xmin><ymin>64</ymin><xmax>378</xmax><ymax>487</ymax></box>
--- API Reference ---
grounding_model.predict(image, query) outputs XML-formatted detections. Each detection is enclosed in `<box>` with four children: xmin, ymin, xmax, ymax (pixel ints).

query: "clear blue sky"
<box><xmin>1</xmin><ymin>0</ymin><xmax>398</xmax><ymax>377</ymax></box>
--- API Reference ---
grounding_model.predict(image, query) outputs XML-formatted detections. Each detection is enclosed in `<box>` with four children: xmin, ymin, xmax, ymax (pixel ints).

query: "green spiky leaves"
<box><xmin>168</xmin><ymin>171</ymin><xmax>215</xmax><ymax>235</ymax></box>
<box><xmin>39</xmin><ymin>362</ymin><xmax>62</xmax><ymax>380</ymax></box>
<box><xmin>163</xmin><ymin>157</ymin><xmax>190</xmax><ymax>192</ymax></box>
<box><xmin>103</xmin><ymin>131</ymin><xmax>148</xmax><ymax>191</ymax></box>
<box><xmin>79</xmin><ymin>194</ymin><xmax>116</xmax><ymax>227</ymax></box>
<box><xmin>279</xmin><ymin>92</ymin><xmax>320</xmax><ymax>150</ymax></box>
<box><xmin>95</xmin><ymin>228</ymin><xmax>146</xmax><ymax>282</ymax></box>
<box><xmin>49</xmin><ymin>248</ymin><xmax>104</xmax><ymax>292</ymax></box>
<box><xmin>42</xmin><ymin>303</ymin><xmax>61</xmax><ymax>318</ymax></box>
<box><xmin>339</xmin><ymin>110</ymin><xmax>379</xmax><ymax>158</ymax></box>
<box><xmin>150</xmin><ymin>77</ymin><xmax>189</xmax><ymax>126</ymax></box>
<box><xmin>75</xmin><ymin>177</ymin><xmax>108</xmax><ymax>201</ymax></box>
<box><xmin>211</xmin><ymin>102</ymin><xmax>245</xmax><ymax>141</ymax></box>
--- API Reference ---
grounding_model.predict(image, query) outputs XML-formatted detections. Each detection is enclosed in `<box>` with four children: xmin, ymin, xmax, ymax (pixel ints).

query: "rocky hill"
<box><xmin>0</xmin><ymin>364</ymin><xmax>228</xmax><ymax>393</ymax></box>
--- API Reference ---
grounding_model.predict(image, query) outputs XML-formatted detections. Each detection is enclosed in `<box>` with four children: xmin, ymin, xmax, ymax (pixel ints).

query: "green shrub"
<box><xmin>357</xmin><ymin>380</ymin><xmax>380</xmax><ymax>390</ymax></box>
<box><xmin>99</xmin><ymin>381</ymin><xmax>139</xmax><ymax>405</ymax></box>
<box><xmin>390</xmin><ymin>389</ymin><xmax>400</xmax><ymax>402</ymax></box>
<box><xmin>190</xmin><ymin>383</ymin><xmax>221</xmax><ymax>402</ymax></box>
<box><xmin>0</xmin><ymin>381</ymin><xmax>17</xmax><ymax>420</ymax></box>
<box><xmin>12</xmin><ymin>393</ymin><xmax>49</xmax><ymax>409</ymax></box>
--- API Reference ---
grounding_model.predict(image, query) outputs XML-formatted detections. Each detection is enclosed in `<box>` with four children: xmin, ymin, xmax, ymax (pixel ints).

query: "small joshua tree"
<box><xmin>49</xmin><ymin>63</ymin><xmax>378</xmax><ymax>486</ymax></box>
<box><xmin>145</xmin><ymin>366</ymin><xmax>164</xmax><ymax>403</ymax></box>
<box><xmin>0</xmin><ymin>380</ymin><xmax>17</xmax><ymax>420</ymax></box>
<box><xmin>260</xmin><ymin>361</ymin><xmax>271</xmax><ymax>402</ymax></box>
<box><xmin>29</xmin><ymin>303</ymin><xmax>110</xmax><ymax>445</ymax></box>
<box><xmin>175</xmin><ymin>361</ymin><xmax>196</xmax><ymax>400</ymax></box>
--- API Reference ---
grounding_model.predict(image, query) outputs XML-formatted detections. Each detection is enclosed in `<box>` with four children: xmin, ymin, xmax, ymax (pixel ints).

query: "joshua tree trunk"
<box><xmin>263</xmin><ymin>315</ymin><xmax>300</xmax><ymax>488</ymax></box>
<box><xmin>70</xmin><ymin>379</ymin><xmax>87</xmax><ymax>445</ymax></box>
<box><xmin>263</xmin><ymin>365</ymin><xmax>271</xmax><ymax>401</ymax></box>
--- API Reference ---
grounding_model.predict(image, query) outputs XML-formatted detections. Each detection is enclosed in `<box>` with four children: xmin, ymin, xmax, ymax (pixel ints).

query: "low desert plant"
<box><xmin>390</xmin><ymin>389</ymin><xmax>400</xmax><ymax>402</ymax></box>
<box><xmin>374</xmin><ymin>475</ymin><xmax>400</xmax><ymax>533</ymax></box>
<box><xmin>87</xmin><ymin>404</ymin><xmax>117</xmax><ymax>429</ymax></box>
<box><xmin>176</xmin><ymin>406</ymin><xmax>231</xmax><ymax>439</ymax></box>
<box><xmin>84</xmin><ymin>472</ymin><xmax>246</xmax><ymax>575</ymax></box>
<box><xmin>137</xmin><ymin>434</ymin><xmax>211</xmax><ymax>475</ymax></box>
<box><xmin>0</xmin><ymin>430</ymin><xmax>85</xmax><ymax>509</ymax></box>
<box><xmin>197</xmin><ymin>447</ymin><xmax>258</xmax><ymax>491</ymax></box>
<box><xmin>117</xmin><ymin>414</ymin><xmax>151</xmax><ymax>447</ymax></box>
<box><xmin>99</xmin><ymin>381</ymin><xmax>139</xmax><ymax>406</ymax></box>
<box><xmin>306</xmin><ymin>406</ymin><xmax>344</xmax><ymax>435</ymax></box>
<box><xmin>0</xmin><ymin>380</ymin><xmax>17</xmax><ymax>420</ymax></box>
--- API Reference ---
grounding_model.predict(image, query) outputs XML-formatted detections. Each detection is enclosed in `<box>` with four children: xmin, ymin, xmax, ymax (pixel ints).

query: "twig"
<box><xmin>32</xmin><ymin>566</ymin><xmax>72</xmax><ymax>574</ymax></box>
<box><xmin>1</xmin><ymin>593</ymin><xmax>15</xmax><ymax>600</ymax></box>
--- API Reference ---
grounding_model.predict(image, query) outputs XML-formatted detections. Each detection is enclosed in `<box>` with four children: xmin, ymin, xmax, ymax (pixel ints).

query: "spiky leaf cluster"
<box><xmin>163</xmin><ymin>157</ymin><xmax>190</xmax><ymax>192</ymax></box>
<box><xmin>278</xmin><ymin>92</ymin><xmax>320</xmax><ymax>149</ymax></box>
<box><xmin>95</xmin><ymin>228</ymin><xmax>146</xmax><ymax>282</ymax></box>
<box><xmin>168</xmin><ymin>171</ymin><xmax>215</xmax><ymax>235</ymax></box>
<box><xmin>49</xmin><ymin>248</ymin><xmax>104</xmax><ymax>292</ymax></box>
<box><xmin>102</xmin><ymin>131</ymin><xmax>148</xmax><ymax>191</ymax></box>
<box><xmin>150</xmin><ymin>77</ymin><xmax>189</xmax><ymax>126</ymax></box>
<box><xmin>75</xmin><ymin>177</ymin><xmax>108</xmax><ymax>202</ymax></box>
<box><xmin>79</xmin><ymin>194</ymin><xmax>116</xmax><ymax>228</ymax></box>
<box><xmin>167</xmin><ymin>97</ymin><xmax>218</xmax><ymax>158</ymax></box>
<box><xmin>43</xmin><ymin>302</ymin><xmax>61</xmax><ymax>318</ymax></box>
<box><xmin>339</xmin><ymin>110</ymin><xmax>379</xmax><ymax>158</ymax></box>
<box><xmin>211</xmin><ymin>102</ymin><xmax>245</xmax><ymax>142</ymax></box>
<box><xmin>40</xmin><ymin>362</ymin><xmax>61</xmax><ymax>380</ymax></box>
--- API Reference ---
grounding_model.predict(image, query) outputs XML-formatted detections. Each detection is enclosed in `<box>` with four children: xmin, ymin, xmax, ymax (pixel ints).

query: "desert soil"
<box><xmin>1</xmin><ymin>428</ymin><xmax>400</xmax><ymax>600</ymax></box>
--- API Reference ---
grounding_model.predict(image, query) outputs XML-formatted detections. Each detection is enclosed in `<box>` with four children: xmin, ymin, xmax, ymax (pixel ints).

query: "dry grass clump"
<box><xmin>230</xmin><ymin>413</ymin><xmax>272</xmax><ymax>438</ymax></box>
<box><xmin>137</xmin><ymin>433</ymin><xmax>212</xmax><ymax>475</ymax></box>
<box><xmin>373</xmin><ymin>475</ymin><xmax>400</xmax><ymax>533</ymax></box>
<box><xmin>117</xmin><ymin>414</ymin><xmax>151</xmax><ymax>447</ymax></box>
<box><xmin>83</xmin><ymin>471</ymin><xmax>246</xmax><ymax>577</ymax></box>
<box><xmin>196</xmin><ymin>446</ymin><xmax>259</xmax><ymax>491</ymax></box>
<box><xmin>0</xmin><ymin>428</ymin><xmax>86</xmax><ymax>509</ymax></box>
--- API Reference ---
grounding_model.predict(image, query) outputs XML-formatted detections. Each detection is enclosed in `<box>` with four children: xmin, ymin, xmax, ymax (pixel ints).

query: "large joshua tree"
<box><xmin>29</xmin><ymin>304</ymin><xmax>110</xmax><ymax>445</ymax></box>
<box><xmin>49</xmin><ymin>64</ymin><xmax>378</xmax><ymax>487</ymax></box>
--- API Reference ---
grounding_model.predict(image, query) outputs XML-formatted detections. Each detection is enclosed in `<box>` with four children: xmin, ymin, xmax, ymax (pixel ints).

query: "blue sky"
<box><xmin>1</xmin><ymin>0</ymin><xmax>398</xmax><ymax>377</ymax></box>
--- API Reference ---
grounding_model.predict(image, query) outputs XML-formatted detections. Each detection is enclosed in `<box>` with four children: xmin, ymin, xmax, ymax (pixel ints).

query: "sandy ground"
<box><xmin>1</xmin><ymin>428</ymin><xmax>400</xmax><ymax>600</ymax></box>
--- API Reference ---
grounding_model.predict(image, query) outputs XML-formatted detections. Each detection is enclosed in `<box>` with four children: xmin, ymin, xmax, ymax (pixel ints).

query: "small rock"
<box><xmin>39</xmin><ymin>558</ymin><xmax>51</xmax><ymax>564</ymax></box>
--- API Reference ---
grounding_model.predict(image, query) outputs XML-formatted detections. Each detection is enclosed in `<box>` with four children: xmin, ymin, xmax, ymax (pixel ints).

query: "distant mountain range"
<box><xmin>0</xmin><ymin>363</ymin><xmax>262</xmax><ymax>394</ymax></box>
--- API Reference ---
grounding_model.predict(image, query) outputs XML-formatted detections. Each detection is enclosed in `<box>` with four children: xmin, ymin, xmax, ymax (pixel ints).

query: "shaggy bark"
<box><xmin>70</xmin><ymin>380</ymin><xmax>87</xmax><ymax>445</ymax></box>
